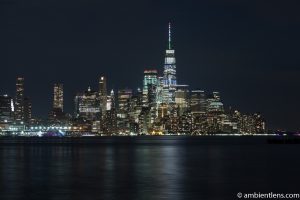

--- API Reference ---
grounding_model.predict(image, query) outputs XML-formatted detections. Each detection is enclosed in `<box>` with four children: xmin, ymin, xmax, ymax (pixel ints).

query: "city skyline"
<box><xmin>0</xmin><ymin>23</ymin><xmax>267</xmax><ymax>136</ymax></box>
<box><xmin>1</xmin><ymin>2</ymin><xmax>299</xmax><ymax>200</ymax></box>
<box><xmin>0</xmin><ymin>23</ymin><xmax>292</xmax><ymax>132</ymax></box>
<box><xmin>1</xmin><ymin>0</ymin><xmax>300</xmax><ymax>131</ymax></box>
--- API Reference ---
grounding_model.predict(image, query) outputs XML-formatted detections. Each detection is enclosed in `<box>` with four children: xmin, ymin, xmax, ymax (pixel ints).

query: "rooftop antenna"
<box><xmin>168</xmin><ymin>22</ymin><xmax>171</xmax><ymax>50</ymax></box>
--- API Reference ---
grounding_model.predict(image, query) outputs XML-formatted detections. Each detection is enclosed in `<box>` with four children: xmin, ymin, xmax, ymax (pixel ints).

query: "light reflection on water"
<box><xmin>0</xmin><ymin>137</ymin><xmax>299</xmax><ymax>200</ymax></box>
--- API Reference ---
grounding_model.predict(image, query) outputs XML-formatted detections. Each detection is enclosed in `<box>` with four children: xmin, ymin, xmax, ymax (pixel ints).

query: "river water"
<box><xmin>0</xmin><ymin>136</ymin><xmax>299</xmax><ymax>200</ymax></box>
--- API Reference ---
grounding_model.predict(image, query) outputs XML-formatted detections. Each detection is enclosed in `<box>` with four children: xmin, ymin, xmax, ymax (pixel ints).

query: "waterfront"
<box><xmin>0</xmin><ymin>136</ymin><xmax>299</xmax><ymax>200</ymax></box>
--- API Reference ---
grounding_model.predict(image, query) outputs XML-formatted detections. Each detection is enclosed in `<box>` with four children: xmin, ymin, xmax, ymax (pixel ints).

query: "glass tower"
<box><xmin>15</xmin><ymin>77</ymin><xmax>24</xmax><ymax>122</ymax></box>
<box><xmin>0</xmin><ymin>95</ymin><xmax>14</xmax><ymax>124</ymax></box>
<box><xmin>99</xmin><ymin>76</ymin><xmax>107</xmax><ymax>114</ymax></box>
<box><xmin>143</xmin><ymin>69</ymin><xmax>158</xmax><ymax>106</ymax></box>
<box><xmin>163</xmin><ymin>23</ymin><xmax>177</xmax><ymax>103</ymax></box>
<box><xmin>53</xmin><ymin>83</ymin><xmax>64</xmax><ymax>111</ymax></box>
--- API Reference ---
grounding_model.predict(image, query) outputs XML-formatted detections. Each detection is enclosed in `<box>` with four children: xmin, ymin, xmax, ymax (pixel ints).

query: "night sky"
<box><xmin>1</xmin><ymin>0</ymin><xmax>299</xmax><ymax>131</ymax></box>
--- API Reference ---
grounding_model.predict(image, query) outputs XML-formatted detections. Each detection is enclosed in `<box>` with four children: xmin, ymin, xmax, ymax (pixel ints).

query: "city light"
<box><xmin>0</xmin><ymin>24</ymin><xmax>270</xmax><ymax>137</ymax></box>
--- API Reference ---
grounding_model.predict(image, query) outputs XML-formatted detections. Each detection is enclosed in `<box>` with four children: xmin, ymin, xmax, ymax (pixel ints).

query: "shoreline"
<box><xmin>0</xmin><ymin>135</ymin><xmax>299</xmax><ymax>145</ymax></box>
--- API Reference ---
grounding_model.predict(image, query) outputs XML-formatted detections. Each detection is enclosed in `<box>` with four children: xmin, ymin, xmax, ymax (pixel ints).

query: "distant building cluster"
<box><xmin>0</xmin><ymin>24</ymin><xmax>266</xmax><ymax>136</ymax></box>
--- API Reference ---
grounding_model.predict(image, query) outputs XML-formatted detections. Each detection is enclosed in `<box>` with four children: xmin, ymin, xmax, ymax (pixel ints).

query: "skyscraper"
<box><xmin>156</xmin><ymin>77</ymin><xmax>164</xmax><ymax>105</ymax></box>
<box><xmin>0</xmin><ymin>95</ymin><xmax>14</xmax><ymax>125</ymax></box>
<box><xmin>74</xmin><ymin>87</ymin><xmax>100</xmax><ymax>121</ymax></box>
<box><xmin>117</xmin><ymin>89</ymin><xmax>132</xmax><ymax>119</ymax></box>
<box><xmin>190</xmin><ymin>90</ymin><xmax>207</xmax><ymax>114</ymax></box>
<box><xmin>15</xmin><ymin>77</ymin><xmax>24</xmax><ymax>122</ymax></box>
<box><xmin>23</xmin><ymin>97</ymin><xmax>32</xmax><ymax>125</ymax></box>
<box><xmin>117</xmin><ymin>89</ymin><xmax>133</xmax><ymax>133</ymax></box>
<box><xmin>142</xmin><ymin>69</ymin><xmax>158</xmax><ymax>106</ymax></box>
<box><xmin>53</xmin><ymin>83</ymin><xmax>64</xmax><ymax>111</ymax></box>
<box><xmin>175</xmin><ymin>86</ymin><xmax>189</xmax><ymax>115</ymax></box>
<box><xmin>163</xmin><ymin>23</ymin><xmax>177</xmax><ymax>104</ymax></box>
<box><xmin>207</xmin><ymin>92</ymin><xmax>224</xmax><ymax>113</ymax></box>
<box><xmin>49</xmin><ymin>84</ymin><xmax>67</xmax><ymax>125</ymax></box>
<box><xmin>106</xmin><ymin>89</ymin><xmax>115</xmax><ymax>111</ymax></box>
<box><xmin>99</xmin><ymin>76</ymin><xmax>107</xmax><ymax>114</ymax></box>
<box><xmin>102</xmin><ymin>89</ymin><xmax>117</xmax><ymax>135</ymax></box>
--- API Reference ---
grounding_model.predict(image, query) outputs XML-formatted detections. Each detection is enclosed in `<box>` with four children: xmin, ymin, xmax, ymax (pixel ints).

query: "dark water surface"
<box><xmin>0</xmin><ymin>136</ymin><xmax>299</xmax><ymax>200</ymax></box>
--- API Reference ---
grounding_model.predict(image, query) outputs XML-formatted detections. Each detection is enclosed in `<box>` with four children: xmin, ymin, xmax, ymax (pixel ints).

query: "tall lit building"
<box><xmin>117</xmin><ymin>89</ymin><xmax>132</xmax><ymax>119</ymax></box>
<box><xmin>143</xmin><ymin>70</ymin><xmax>158</xmax><ymax>106</ymax></box>
<box><xmin>0</xmin><ymin>95</ymin><xmax>14</xmax><ymax>125</ymax></box>
<box><xmin>23</xmin><ymin>97</ymin><xmax>32</xmax><ymax>125</ymax></box>
<box><xmin>175</xmin><ymin>86</ymin><xmax>189</xmax><ymax>115</ymax></box>
<box><xmin>106</xmin><ymin>89</ymin><xmax>114</xmax><ymax>111</ymax></box>
<box><xmin>99</xmin><ymin>76</ymin><xmax>107</xmax><ymax>114</ymax></box>
<box><xmin>207</xmin><ymin>92</ymin><xmax>224</xmax><ymax>113</ymax></box>
<box><xmin>136</xmin><ymin>88</ymin><xmax>143</xmax><ymax>107</ymax></box>
<box><xmin>74</xmin><ymin>87</ymin><xmax>100</xmax><ymax>121</ymax></box>
<box><xmin>102</xmin><ymin>89</ymin><xmax>117</xmax><ymax>135</ymax></box>
<box><xmin>49</xmin><ymin>84</ymin><xmax>67</xmax><ymax>125</ymax></box>
<box><xmin>15</xmin><ymin>77</ymin><xmax>24</xmax><ymax>122</ymax></box>
<box><xmin>163</xmin><ymin>23</ymin><xmax>177</xmax><ymax>104</ymax></box>
<box><xmin>128</xmin><ymin>89</ymin><xmax>143</xmax><ymax>122</ymax></box>
<box><xmin>53</xmin><ymin>83</ymin><xmax>63</xmax><ymax>111</ymax></box>
<box><xmin>156</xmin><ymin>77</ymin><xmax>164</xmax><ymax>105</ymax></box>
<box><xmin>117</xmin><ymin>89</ymin><xmax>133</xmax><ymax>133</ymax></box>
<box><xmin>190</xmin><ymin>90</ymin><xmax>207</xmax><ymax>114</ymax></box>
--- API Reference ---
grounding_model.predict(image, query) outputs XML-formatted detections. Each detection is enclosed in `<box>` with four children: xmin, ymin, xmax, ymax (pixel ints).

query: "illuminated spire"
<box><xmin>168</xmin><ymin>22</ymin><xmax>171</xmax><ymax>49</ymax></box>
